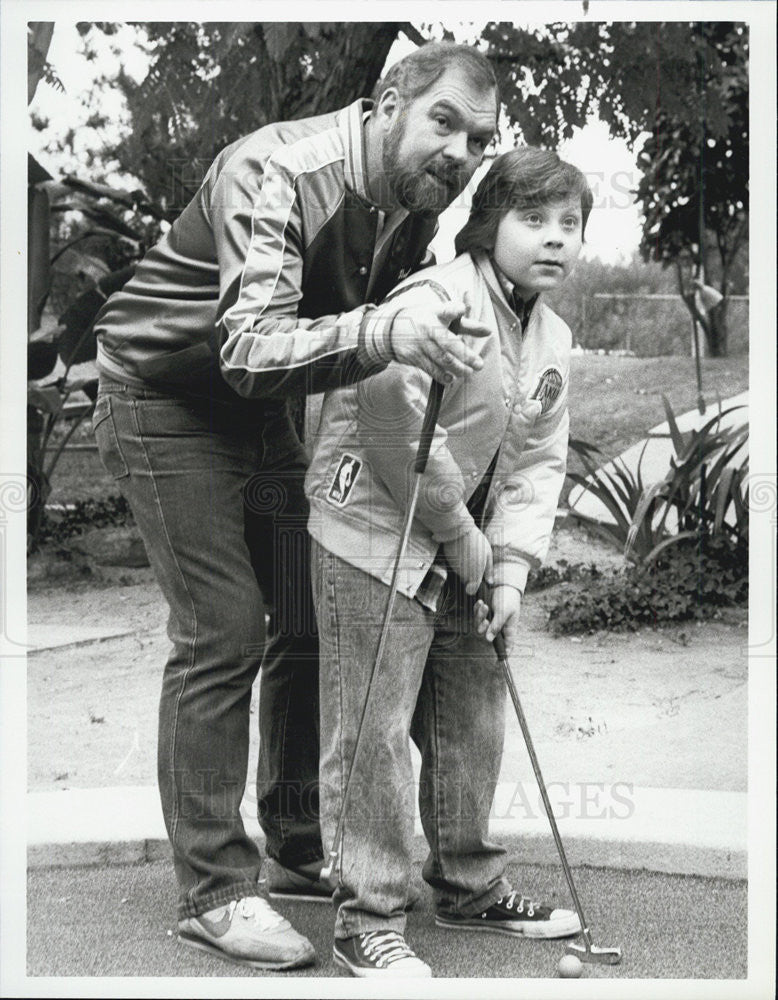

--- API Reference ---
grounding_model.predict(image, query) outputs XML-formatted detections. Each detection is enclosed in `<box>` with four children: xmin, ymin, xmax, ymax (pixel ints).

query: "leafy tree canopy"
<box><xmin>483</xmin><ymin>20</ymin><xmax>748</xmax><ymax>355</ymax></box>
<box><xmin>83</xmin><ymin>21</ymin><xmax>404</xmax><ymax>215</ymax></box>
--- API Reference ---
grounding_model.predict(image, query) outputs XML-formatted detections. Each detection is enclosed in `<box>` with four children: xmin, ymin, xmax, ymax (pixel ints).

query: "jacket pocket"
<box><xmin>92</xmin><ymin>395</ymin><xmax>130</xmax><ymax>480</ymax></box>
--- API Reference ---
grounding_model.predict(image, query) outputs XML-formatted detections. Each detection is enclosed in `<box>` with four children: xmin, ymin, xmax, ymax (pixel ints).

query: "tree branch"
<box><xmin>400</xmin><ymin>23</ymin><xmax>427</xmax><ymax>47</ymax></box>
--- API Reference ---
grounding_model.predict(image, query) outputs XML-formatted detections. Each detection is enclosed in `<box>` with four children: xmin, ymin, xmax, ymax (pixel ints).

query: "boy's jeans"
<box><xmin>93</xmin><ymin>378</ymin><xmax>321</xmax><ymax>919</ymax></box>
<box><xmin>311</xmin><ymin>539</ymin><xmax>512</xmax><ymax>940</ymax></box>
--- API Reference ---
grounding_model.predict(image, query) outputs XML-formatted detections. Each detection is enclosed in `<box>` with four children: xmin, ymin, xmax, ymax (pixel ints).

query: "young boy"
<box><xmin>305</xmin><ymin>147</ymin><xmax>593</xmax><ymax>977</ymax></box>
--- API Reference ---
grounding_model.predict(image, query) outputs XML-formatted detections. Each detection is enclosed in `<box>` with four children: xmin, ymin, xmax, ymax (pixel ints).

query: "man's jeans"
<box><xmin>93</xmin><ymin>378</ymin><xmax>321</xmax><ymax>919</ymax></box>
<box><xmin>310</xmin><ymin>540</ymin><xmax>511</xmax><ymax>940</ymax></box>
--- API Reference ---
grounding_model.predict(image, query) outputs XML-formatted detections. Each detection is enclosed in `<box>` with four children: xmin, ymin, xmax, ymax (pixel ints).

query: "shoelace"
<box><xmin>496</xmin><ymin>890</ymin><xmax>538</xmax><ymax>917</ymax></box>
<box><xmin>360</xmin><ymin>930</ymin><xmax>417</xmax><ymax>967</ymax></box>
<box><xmin>228</xmin><ymin>896</ymin><xmax>288</xmax><ymax>932</ymax></box>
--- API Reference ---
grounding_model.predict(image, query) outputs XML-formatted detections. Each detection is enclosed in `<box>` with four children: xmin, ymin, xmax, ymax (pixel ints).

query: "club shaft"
<box><xmin>494</xmin><ymin>635</ymin><xmax>595</xmax><ymax>951</ymax></box>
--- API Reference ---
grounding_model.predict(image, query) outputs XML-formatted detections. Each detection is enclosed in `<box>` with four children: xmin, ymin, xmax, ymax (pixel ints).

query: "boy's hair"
<box><xmin>371</xmin><ymin>42</ymin><xmax>499</xmax><ymax>116</ymax></box>
<box><xmin>454</xmin><ymin>147</ymin><xmax>594</xmax><ymax>256</ymax></box>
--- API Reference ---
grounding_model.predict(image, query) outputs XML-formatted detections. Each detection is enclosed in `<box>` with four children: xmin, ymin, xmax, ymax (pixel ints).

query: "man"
<box><xmin>92</xmin><ymin>41</ymin><xmax>499</xmax><ymax>970</ymax></box>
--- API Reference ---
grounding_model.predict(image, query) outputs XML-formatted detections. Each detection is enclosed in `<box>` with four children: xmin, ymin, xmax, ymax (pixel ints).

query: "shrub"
<box><xmin>567</xmin><ymin>395</ymin><xmax>749</xmax><ymax>564</ymax></box>
<box><xmin>37</xmin><ymin>495</ymin><xmax>134</xmax><ymax>546</ymax></box>
<box><xmin>525</xmin><ymin>559</ymin><xmax>602</xmax><ymax>593</ymax></box>
<box><xmin>546</xmin><ymin>534</ymin><xmax>747</xmax><ymax>634</ymax></box>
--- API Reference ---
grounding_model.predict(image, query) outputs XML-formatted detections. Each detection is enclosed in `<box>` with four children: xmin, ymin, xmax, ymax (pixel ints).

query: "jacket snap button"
<box><xmin>358</xmin><ymin>265</ymin><xmax>368</xmax><ymax>276</ymax></box>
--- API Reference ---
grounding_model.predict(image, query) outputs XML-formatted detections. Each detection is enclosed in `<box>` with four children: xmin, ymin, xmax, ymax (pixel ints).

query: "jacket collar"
<box><xmin>474</xmin><ymin>251</ymin><xmax>537</xmax><ymax>319</ymax></box>
<box><xmin>340</xmin><ymin>99</ymin><xmax>378</xmax><ymax>205</ymax></box>
<box><xmin>484</xmin><ymin>254</ymin><xmax>539</xmax><ymax>329</ymax></box>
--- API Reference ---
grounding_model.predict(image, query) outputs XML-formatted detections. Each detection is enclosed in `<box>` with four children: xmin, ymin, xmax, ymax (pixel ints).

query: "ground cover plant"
<box><xmin>545</xmin><ymin>535</ymin><xmax>747</xmax><ymax>634</ymax></box>
<box><xmin>547</xmin><ymin>396</ymin><xmax>749</xmax><ymax>633</ymax></box>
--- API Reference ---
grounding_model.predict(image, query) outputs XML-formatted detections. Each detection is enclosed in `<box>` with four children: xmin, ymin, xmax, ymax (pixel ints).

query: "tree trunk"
<box><xmin>28</xmin><ymin>23</ymin><xmax>55</xmax><ymax>104</ymax></box>
<box><xmin>705</xmin><ymin>301</ymin><xmax>729</xmax><ymax>357</ymax></box>
<box><xmin>291</xmin><ymin>24</ymin><xmax>404</xmax><ymax>119</ymax></box>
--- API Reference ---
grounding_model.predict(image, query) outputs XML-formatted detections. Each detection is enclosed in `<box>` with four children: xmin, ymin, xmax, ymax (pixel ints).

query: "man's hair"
<box><xmin>454</xmin><ymin>147</ymin><xmax>594</xmax><ymax>255</ymax></box>
<box><xmin>372</xmin><ymin>42</ymin><xmax>499</xmax><ymax>113</ymax></box>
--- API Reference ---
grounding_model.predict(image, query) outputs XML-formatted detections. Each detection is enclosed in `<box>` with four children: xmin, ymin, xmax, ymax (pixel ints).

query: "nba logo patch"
<box><xmin>327</xmin><ymin>454</ymin><xmax>362</xmax><ymax>507</ymax></box>
<box><xmin>530</xmin><ymin>366</ymin><xmax>563</xmax><ymax>414</ymax></box>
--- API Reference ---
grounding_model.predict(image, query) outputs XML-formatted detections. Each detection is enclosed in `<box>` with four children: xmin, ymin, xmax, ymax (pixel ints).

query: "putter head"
<box><xmin>319</xmin><ymin>850</ymin><xmax>339</xmax><ymax>884</ymax></box>
<box><xmin>566</xmin><ymin>941</ymin><xmax>622</xmax><ymax>965</ymax></box>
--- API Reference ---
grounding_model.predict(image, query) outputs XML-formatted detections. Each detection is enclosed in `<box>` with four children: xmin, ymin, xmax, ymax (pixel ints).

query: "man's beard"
<box><xmin>383</xmin><ymin>118</ymin><xmax>465</xmax><ymax>214</ymax></box>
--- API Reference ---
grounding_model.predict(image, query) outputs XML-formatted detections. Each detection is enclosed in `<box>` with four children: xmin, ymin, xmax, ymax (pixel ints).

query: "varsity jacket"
<box><xmin>305</xmin><ymin>252</ymin><xmax>571</xmax><ymax>597</ymax></box>
<box><xmin>94</xmin><ymin>100</ymin><xmax>437</xmax><ymax>398</ymax></box>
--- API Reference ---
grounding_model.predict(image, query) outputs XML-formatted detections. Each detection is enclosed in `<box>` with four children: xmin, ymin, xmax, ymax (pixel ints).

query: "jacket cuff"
<box><xmin>357</xmin><ymin>307</ymin><xmax>400</xmax><ymax>370</ymax></box>
<box><xmin>492</xmin><ymin>559</ymin><xmax>531</xmax><ymax>595</ymax></box>
<box><xmin>431</xmin><ymin>506</ymin><xmax>477</xmax><ymax>544</ymax></box>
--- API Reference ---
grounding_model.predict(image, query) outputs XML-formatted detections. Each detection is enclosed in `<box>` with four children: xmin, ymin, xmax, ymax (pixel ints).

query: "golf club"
<box><xmin>320</xmin><ymin>377</ymin><xmax>446</xmax><ymax>884</ymax></box>
<box><xmin>480</xmin><ymin>585</ymin><xmax>622</xmax><ymax>966</ymax></box>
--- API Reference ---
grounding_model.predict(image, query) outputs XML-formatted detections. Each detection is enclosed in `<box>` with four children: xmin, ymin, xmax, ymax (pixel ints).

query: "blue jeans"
<box><xmin>93</xmin><ymin>377</ymin><xmax>321</xmax><ymax>919</ymax></box>
<box><xmin>310</xmin><ymin>540</ymin><xmax>511</xmax><ymax>940</ymax></box>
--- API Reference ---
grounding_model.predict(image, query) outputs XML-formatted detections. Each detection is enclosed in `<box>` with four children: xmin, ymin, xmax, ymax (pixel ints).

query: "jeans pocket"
<box><xmin>92</xmin><ymin>395</ymin><xmax>130</xmax><ymax>480</ymax></box>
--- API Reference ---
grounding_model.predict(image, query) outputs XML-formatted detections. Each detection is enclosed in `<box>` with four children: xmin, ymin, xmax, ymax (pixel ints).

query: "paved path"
<box><xmin>25</xmin><ymin>588</ymin><xmax>749</xmax><ymax>879</ymax></box>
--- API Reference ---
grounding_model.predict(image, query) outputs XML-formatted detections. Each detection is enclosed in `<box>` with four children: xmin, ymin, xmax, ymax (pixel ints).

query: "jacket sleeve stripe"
<box><xmin>221</xmin><ymin>159</ymin><xmax>299</xmax><ymax>338</ymax></box>
<box><xmin>218</xmin><ymin>146</ymin><xmax>366</xmax><ymax>384</ymax></box>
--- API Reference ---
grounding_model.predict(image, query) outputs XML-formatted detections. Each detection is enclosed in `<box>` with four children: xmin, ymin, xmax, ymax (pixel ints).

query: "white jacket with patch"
<box><xmin>305</xmin><ymin>251</ymin><xmax>571</xmax><ymax>598</ymax></box>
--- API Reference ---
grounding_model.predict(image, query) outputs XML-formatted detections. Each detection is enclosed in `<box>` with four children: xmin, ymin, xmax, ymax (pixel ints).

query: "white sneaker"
<box><xmin>178</xmin><ymin>895</ymin><xmax>315</xmax><ymax>969</ymax></box>
<box><xmin>333</xmin><ymin>929</ymin><xmax>432</xmax><ymax>977</ymax></box>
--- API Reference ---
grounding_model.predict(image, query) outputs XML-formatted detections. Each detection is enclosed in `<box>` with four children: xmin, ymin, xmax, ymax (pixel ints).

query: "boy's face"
<box><xmin>492</xmin><ymin>197</ymin><xmax>583</xmax><ymax>299</ymax></box>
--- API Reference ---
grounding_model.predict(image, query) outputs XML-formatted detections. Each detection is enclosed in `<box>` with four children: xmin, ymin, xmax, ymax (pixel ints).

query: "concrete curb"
<box><xmin>27</xmin><ymin>784</ymin><xmax>747</xmax><ymax>880</ymax></box>
<box><xmin>28</xmin><ymin>836</ymin><xmax>746</xmax><ymax>882</ymax></box>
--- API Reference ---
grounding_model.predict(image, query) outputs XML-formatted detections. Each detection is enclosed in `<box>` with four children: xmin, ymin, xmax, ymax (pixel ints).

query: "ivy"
<box><xmin>525</xmin><ymin>559</ymin><xmax>602</xmax><ymax>593</ymax></box>
<box><xmin>38</xmin><ymin>495</ymin><xmax>134</xmax><ymax>546</ymax></box>
<box><xmin>545</xmin><ymin>535</ymin><xmax>747</xmax><ymax>635</ymax></box>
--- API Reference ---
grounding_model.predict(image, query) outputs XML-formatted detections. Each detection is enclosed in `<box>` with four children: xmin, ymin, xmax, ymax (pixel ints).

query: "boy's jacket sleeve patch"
<box><xmin>530</xmin><ymin>366</ymin><xmax>564</xmax><ymax>414</ymax></box>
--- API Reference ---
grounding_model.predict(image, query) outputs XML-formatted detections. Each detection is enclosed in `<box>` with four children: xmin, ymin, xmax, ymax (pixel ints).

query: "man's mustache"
<box><xmin>425</xmin><ymin>162</ymin><xmax>466</xmax><ymax>188</ymax></box>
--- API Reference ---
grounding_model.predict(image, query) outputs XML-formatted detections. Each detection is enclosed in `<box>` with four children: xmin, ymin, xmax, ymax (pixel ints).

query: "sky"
<box><xmin>28</xmin><ymin>20</ymin><xmax>645</xmax><ymax>265</ymax></box>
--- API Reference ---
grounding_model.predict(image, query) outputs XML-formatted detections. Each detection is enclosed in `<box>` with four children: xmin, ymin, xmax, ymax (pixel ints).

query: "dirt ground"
<box><xmin>27</xmin><ymin>521</ymin><xmax>748</xmax><ymax>795</ymax></box>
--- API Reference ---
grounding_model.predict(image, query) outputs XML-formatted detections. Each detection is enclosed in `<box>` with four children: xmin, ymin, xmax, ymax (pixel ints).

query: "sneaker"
<box><xmin>333</xmin><ymin>930</ymin><xmax>432</xmax><ymax>977</ymax></box>
<box><xmin>266</xmin><ymin>859</ymin><xmax>335</xmax><ymax>903</ymax></box>
<box><xmin>435</xmin><ymin>889</ymin><xmax>581</xmax><ymax>940</ymax></box>
<box><xmin>178</xmin><ymin>895</ymin><xmax>315</xmax><ymax>970</ymax></box>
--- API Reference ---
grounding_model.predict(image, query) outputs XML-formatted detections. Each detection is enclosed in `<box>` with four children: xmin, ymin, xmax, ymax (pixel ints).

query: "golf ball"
<box><xmin>558</xmin><ymin>954</ymin><xmax>583</xmax><ymax>978</ymax></box>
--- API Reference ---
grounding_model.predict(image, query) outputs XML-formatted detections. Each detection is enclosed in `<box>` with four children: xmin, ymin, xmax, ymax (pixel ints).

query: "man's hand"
<box><xmin>474</xmin><ymin>584</ymin><xmax>523</xmax><ymax>654</ymax></box>
<box><xmin>443</xmin><ymin>525</ymin><xmax>493</xmax><ymax>595</ymax></box>
<box><xmin>387</xmin><ymin>295</ymin><xmax>491</xmax><ymax>383</ymax></box>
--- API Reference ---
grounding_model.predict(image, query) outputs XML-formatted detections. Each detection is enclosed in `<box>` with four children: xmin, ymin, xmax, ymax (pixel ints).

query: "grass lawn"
<box><xmin>44</xmin><ymin>354</ymin><xmax>749</xmax><ymax>506</ymax></box>
<box><xmin>567</xmin><ymin>354</ymin><xmax>748</xmax><ymax>457</ymax></box>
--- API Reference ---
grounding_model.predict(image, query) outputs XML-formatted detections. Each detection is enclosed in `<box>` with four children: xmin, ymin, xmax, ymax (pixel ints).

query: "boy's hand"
<box><xmin>442</xmin><ymin>525</ymin><xmax>493</xmax><ymax>595</ymax></box>
<box><xmin>387</xmin><ymin>294</ymin><xmax>491</xmax><ymax>383</ymax></box>
<box><xmin>474</xmin><ymin>585</ymin><xmax>523</xmax><ymax>655</ymax></box>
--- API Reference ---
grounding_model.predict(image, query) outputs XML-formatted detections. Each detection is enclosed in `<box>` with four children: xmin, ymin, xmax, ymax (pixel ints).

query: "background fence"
<box><xmin>570</xmin><ymin>294</ymin><xmax>749</xmax><ymax>357</ymax></box>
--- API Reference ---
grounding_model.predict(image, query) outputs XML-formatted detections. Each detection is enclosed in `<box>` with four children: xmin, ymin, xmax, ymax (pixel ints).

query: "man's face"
<box><xmin>382</xmin><ymin>65</ymin><xmax>497</xmax><ymax>214</ymax></box>
<box><xmin>493</xmin><ymin>197</ymin><xmax>584</xmax><ymax>299</ymax></box>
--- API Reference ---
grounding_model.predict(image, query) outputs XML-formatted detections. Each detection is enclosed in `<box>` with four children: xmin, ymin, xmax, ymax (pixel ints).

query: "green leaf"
<box><xmin>626</xmin><ymin>481</ymin><xmax>667</xmax><ymax>556</ymax></box>
<box><xmin>661</xmin><ymin>394</ymin><xmax>686</xmax><ymax>455</ymax></box>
